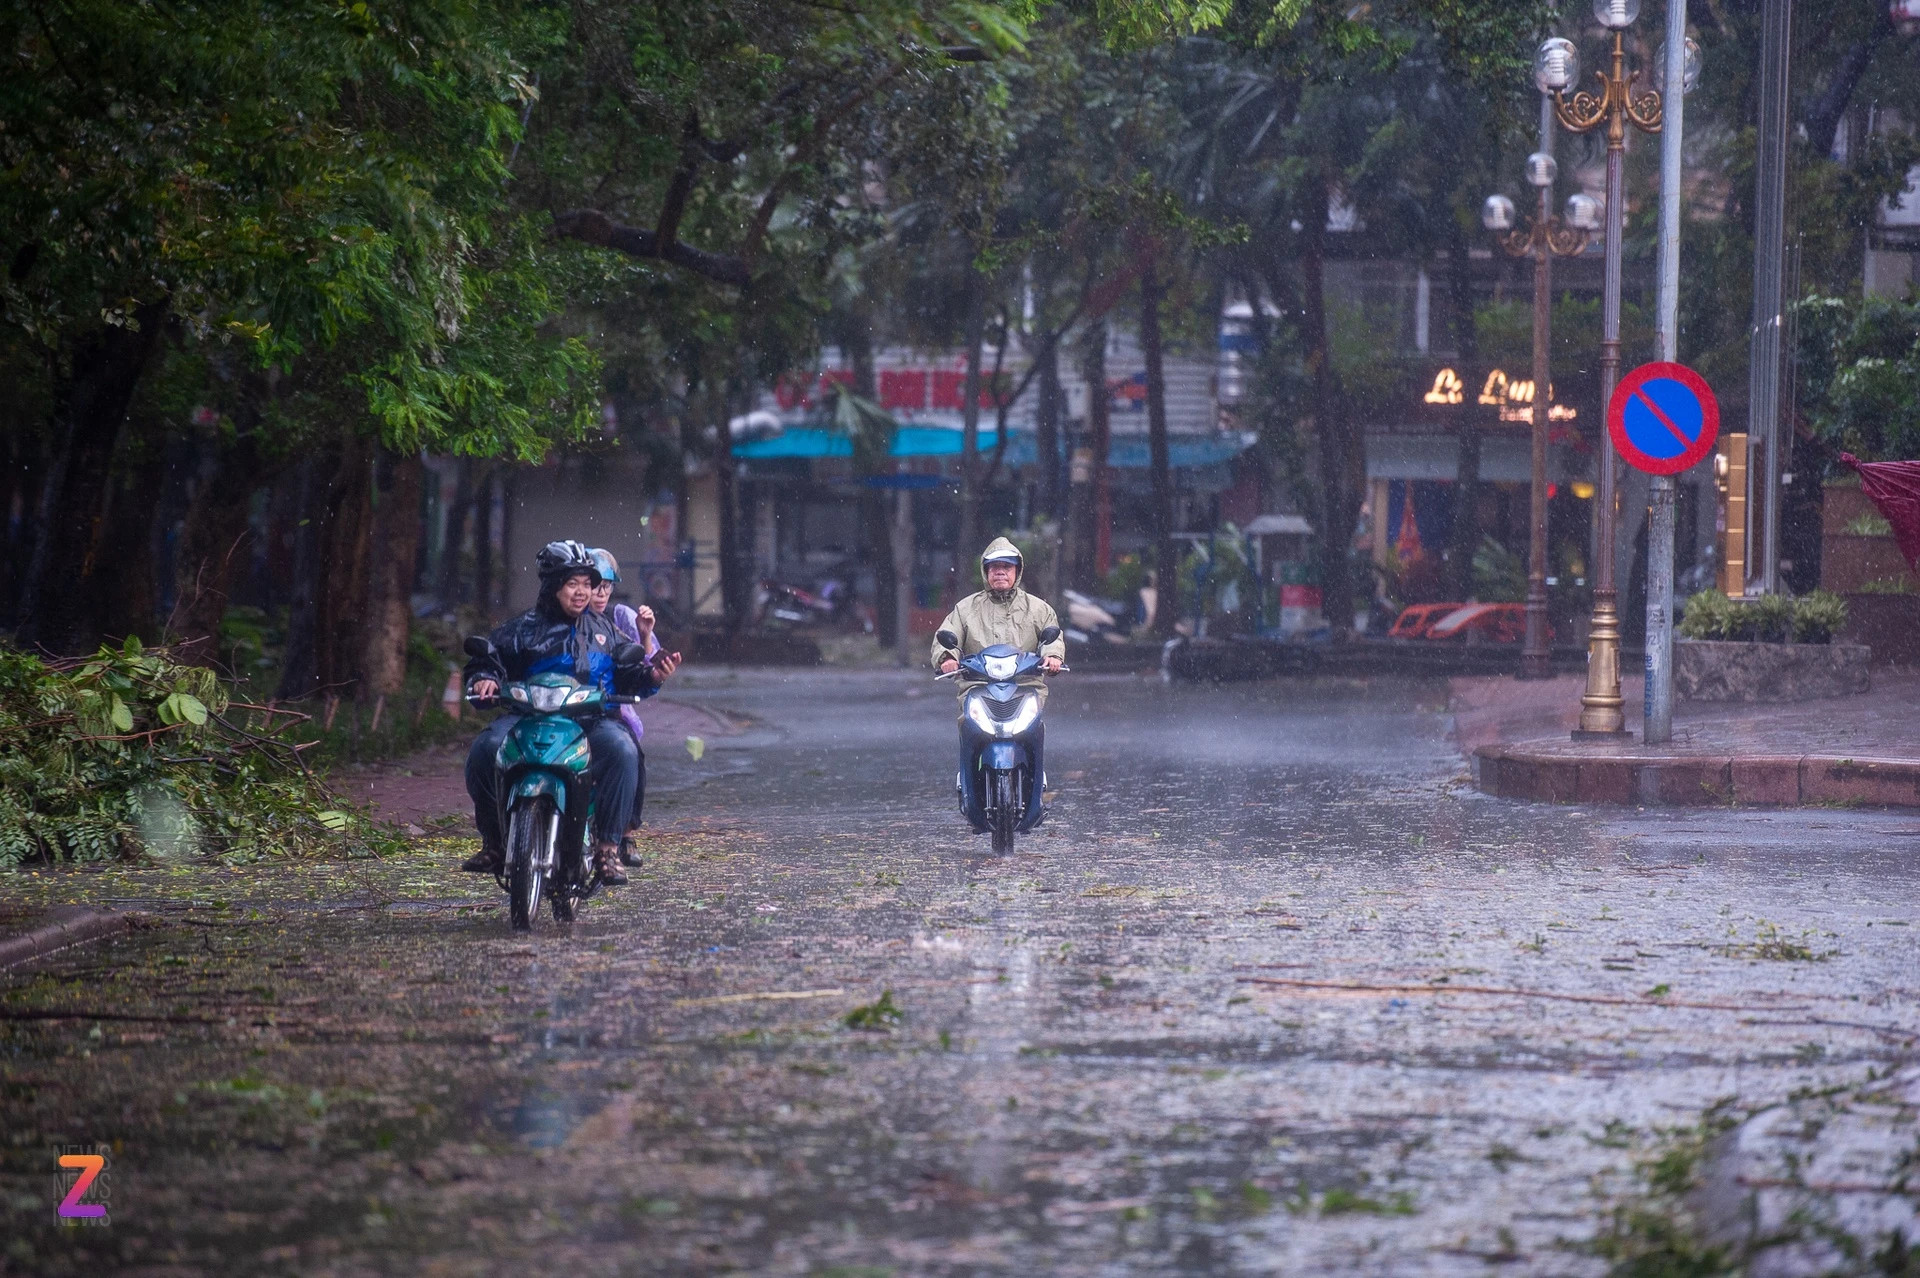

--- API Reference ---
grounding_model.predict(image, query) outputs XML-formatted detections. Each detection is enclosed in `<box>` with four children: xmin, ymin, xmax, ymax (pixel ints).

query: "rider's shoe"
<box><xmin>461</xmin><ymin>841</ymin><xmax>503</xmax><ymax>874</ymax></box>
<box><xmin>619</xmin><ymin>835</ymin><xmax>642</xmax><ymax>868</ymax></box>
<box><xmin>594</xmin><ymin>840</ymin><xmax>627</xmax><ymax>886</ymax></box>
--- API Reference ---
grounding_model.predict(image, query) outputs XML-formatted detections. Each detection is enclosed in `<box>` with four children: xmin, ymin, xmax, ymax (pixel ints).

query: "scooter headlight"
<box><xmin>1000</xmin><ymin>693</ymin><xmax>1041</xmax><ymax>736</ymax></box>
<box><xmin>563</xmin><ymin>686</ymin><xmax>597</xmax><ymax>706</ymax></box>
<box><xmin>525</xmin><ymin>683</ymin><xmax>572</xmax><ymax>712</ymax></box>
<box><xmin>964</xmin><ymin>695</ymin><xmax>999</xmax><ymax>735</ymax></box>
<box><xmin>982</xmin><ymin>653</ymin><xmax>1019</xmax><ymax>681</ymax></box>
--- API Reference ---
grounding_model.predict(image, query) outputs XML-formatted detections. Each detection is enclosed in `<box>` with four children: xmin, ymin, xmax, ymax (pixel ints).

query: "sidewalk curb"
<box><xmin>0</xmin><ymin>907</ymin><xmax>143</xmax><ymax>972</ymax></box>
<box><xmin>1473</xmin><ymin>745</ymin><xmax>1920</xmax><ymax>808</ymax></box>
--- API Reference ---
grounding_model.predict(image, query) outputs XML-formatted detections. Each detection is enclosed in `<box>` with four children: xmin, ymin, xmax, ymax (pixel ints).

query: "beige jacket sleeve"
<box><xmin>1031</xmin><ymin>597</ymin><xmax>1067</xmax><ymax>663</ymax></box>
<box><xmin>930</xmin><ymin>602</ymin><xmax>967</xmax><ymax>671</ymax></box>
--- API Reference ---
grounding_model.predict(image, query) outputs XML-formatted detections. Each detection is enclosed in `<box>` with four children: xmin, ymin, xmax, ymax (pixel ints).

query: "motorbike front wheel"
<box><xmin>990</xmin><ymin>769</ymin><xmax>1017</xmax><ymax>854</ymax></box>
<box><xmin>506</xmin><ymin>796</ymin><xmax>557</xmax><ymax>932</ymax></box>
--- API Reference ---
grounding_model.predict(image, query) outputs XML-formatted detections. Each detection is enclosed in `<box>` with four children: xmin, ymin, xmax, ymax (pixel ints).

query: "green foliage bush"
<box><xmin>0</xmin><ymin>638</ymin><xmax>383</xmax><ymax>866</ymax></box>
<box><xmin>1677</xmin><ymin>591</ymin><xmax>1849</xmax><ymax>644</ymax></box>
<box><xmin>1789</xmin><ymin>591</ymin><xmax>1849</xmax><ymax>644</ymax></box>
<box><xmin>1471</xmin><ymin>537</ymin><xmax>1527</xmax><ymax>603</ymax></box>
<box><xmin>1178</xmin><ymin>526</ymin><xmax>1256</xmax><ymax>617</ymax></box>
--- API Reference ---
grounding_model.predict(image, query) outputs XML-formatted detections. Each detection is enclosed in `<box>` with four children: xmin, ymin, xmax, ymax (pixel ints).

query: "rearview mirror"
<box><xmin>1038</xmin><ymin>625</ymin><xmax>1061</xmax><ymax>645</ymax></box>
<box><xmin>463</xmin><ymin>636</ymin><xmax>493</xmax><ymax>659</ymax></box>
<box><xmin>936</xmin><ymin>629</ymin><xmax>959</xmax><ymax>650</ymax></box>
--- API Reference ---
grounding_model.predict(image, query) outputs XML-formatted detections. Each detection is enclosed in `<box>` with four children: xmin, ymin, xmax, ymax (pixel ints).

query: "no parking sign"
<box><xmin>1607</xmin><ymin>362</ymin><xmax>1719</xmax><ymax>475</ymax></box>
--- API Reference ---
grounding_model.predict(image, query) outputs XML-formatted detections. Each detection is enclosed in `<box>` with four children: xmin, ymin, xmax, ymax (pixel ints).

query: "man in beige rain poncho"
<box><xmin>932</xmin><ymin>537</ymin><xmax>1068</xmax><ymax>832</ymax></box>
<box><xmin>931</xmin><ymin>537</ymin><xmax>1067</xmax><ymax>690</ymax></box>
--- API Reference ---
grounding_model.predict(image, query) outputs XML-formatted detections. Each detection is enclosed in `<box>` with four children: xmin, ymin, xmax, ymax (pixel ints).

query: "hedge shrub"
<box><xmin>1677</xmin><ymin>591</ymin><xmax>1849</xmax><ymax>644</ymax></box>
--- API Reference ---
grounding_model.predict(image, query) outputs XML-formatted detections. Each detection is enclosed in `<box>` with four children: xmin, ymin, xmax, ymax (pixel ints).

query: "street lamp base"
<box><xmin>1575</xmin><ymin>596</ymin><xmax>1630</xmax><ymax>737</ymax></box>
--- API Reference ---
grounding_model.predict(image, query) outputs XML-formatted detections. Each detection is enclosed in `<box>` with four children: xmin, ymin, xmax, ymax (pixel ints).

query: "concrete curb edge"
<box><xmin>1473</xmin><ymin>744</ymin><xmax>1920</xmax><ymax>807</ymax></box>
<box><xmin>0</xmin><ymin>907</ymin><xmax>142</xmax><ymax>971</ymax></box>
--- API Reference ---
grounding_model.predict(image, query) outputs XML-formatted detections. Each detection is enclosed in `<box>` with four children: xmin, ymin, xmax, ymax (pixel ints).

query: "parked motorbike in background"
<box><xmin>1061</xmin><ymin>589</ymin><xmax>1132</xmax><ymax>645</ymax></box>
<box><xmin>755</xmin><ymin>572</ymin><xmax>852</xmax><ymax>628</ymax></box>
<box><xmin>937</xmin><ymin>625</ymin><xmax>1065</xmax><ymax>854</ymax></box>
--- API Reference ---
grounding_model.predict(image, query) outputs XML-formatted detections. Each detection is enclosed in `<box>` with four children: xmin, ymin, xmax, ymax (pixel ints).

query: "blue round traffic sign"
<box><xmin>1607</xmin><ymin>362</ymin><xmax>1719</xmax><ymax>476</ymax></box>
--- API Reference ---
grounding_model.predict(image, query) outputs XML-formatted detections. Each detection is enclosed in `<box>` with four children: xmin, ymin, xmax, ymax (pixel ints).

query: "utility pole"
<box><xmin>1747</xmin><ymin>0</ymin><xmax>1792</xmax><ymax>594</ymax></box>
<box><xmin>1644</xmin><ymin>0</ymin><xmax>1693</xmax><ymax>744</ymax></box>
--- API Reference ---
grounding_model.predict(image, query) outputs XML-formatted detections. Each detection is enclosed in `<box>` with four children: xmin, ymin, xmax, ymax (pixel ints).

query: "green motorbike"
<box><xmin>464</xmin><ymin>637</ymin><xmax>636</xmax><ymax>931</ymax></box>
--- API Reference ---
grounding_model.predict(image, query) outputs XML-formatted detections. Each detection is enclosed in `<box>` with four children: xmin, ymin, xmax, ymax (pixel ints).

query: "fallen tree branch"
<box><xmin>1238</xmin><ymin>976</ymin><xmax>1810</xmax><ymax>1012</ymax></box>
<box><xmin>0</xmin><ymin>1008</ymin><xmax>223</xmax><ymax>1024</ymax></box>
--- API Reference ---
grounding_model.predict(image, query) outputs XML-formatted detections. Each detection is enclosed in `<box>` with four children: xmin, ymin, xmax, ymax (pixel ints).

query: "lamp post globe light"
<box><xmin>1542</xmin><ymin>7</ymin><xmax>1663</xmax><ymax>736</ymax></box>
<box><xmin>1482</xmin><ymin>120</ymin><xmax>1592</xmax><ymax>681</ymax></box>
<box><xmin>1593</xmin><ymin>0</ymin><xmax>1640</xmax><ymax>28</ymax></box>
<box><xmin>1534</xmin><ymin>37</ymin><xmax>1579</xmax><ymax>93</ymax></box>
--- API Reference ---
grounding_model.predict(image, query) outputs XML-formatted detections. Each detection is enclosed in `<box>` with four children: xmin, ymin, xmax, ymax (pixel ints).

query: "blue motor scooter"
<box><xmin>937</xmin><ymin>625</ymin><xmax>1065</xmax><ymax>854</ymax></box>
<box><xmin>464</xmin><ymin>636</ymin><xmax>644</xmax><ymax>931</ymax></box>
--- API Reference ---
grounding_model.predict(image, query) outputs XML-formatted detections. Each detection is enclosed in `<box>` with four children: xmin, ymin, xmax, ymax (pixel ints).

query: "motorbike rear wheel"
<box><xmin>506</xmin><ymin>796</ymin><xmax>556</xmax><ymax>932</ymax></box>
<box><xmin>990</xmin><ymin>769</ymin><xmax>1017</xmax><ymax>854</ymax></box>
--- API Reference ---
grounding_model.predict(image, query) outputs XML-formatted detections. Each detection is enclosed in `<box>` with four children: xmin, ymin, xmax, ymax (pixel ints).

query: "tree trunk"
<box><xmin>1</xmin><ymin>420</ymin><xmax>50</xmax><ymax>625</ymax></box>
<box><xmin>1036</xmin><ymin>333</ymin><xmax>1064</xmax><ymax>525</ymax></box>
<box><xmin>95</xmin><ymin>410</ymin><xmax>169</xmax><ymax>646</ymax></box>
<box><xmin>19</xmin><ymin>297</ymin><xmax>170</xmax><ymax>653</ymax></box>
<box><xmin>471</xmin><ymin>463</ymin><xmax>495</xmax><ymax>614</ymax></box>
<box><xmin>1445</xmin><ymin>225</ymin><xmax>1483</xmax><ymax>600</ymax></box>
<box><xmin>360</xmin><ymin>450</ymin><xmax>426</xmax><ymax>698</ymax></box>
<box><xmin>713</xmin><ymin>383</ymin><xmax>748</xmax><ymax>633</ymax></box>
<box><xmin>277</xmin><ymin>448</ymin><xmax>336</xmax><ymax>699</ymax></box>
<box><xmin>1078</xmin><ymin>318</ymin><xmax>1111</xmax><ymax>590</ymax></box>
<box><xmin>1141</xmin><ymin>255</ymin><xmax>1179</xmax><ymax>638</ymax></box>
<box><xmin>956</xmin><ymin>276</ymin><xmax>986</xmax><ymax>592</ymax></box>
<box><xmin>1302</xmin><ymin>179</ymin><xmax>1363</xmax><ymax>636</ymax></box>
<box><xmin>171</xmin><ymin>432</ymin><xmax>267</xmax><ymax>667</ymax></box>
<box><xmin>438</xmin><ymin>458</ymin><xmax>472</xmax><ymax>604</ymax></box>
<box><xmin>892</xmin><ymin>487</ymin><xmax>915</xmax><ymax>663</ymax></box>
<box><xmin>318</xmin><ymin>436</ymin><xmax>373</xmax><ymax>695</ymax></box>
<box><xmin>847</xmin><ymin>324</ymin><xmax>896</xmax><ymax>646</ymax></box>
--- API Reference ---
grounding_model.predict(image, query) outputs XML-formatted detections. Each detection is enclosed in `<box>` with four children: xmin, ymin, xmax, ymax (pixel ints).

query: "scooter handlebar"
<box><xmin>934</xmin><ymin>658</ymin><xmax>1069</xmax><ymax>681</ymax></box>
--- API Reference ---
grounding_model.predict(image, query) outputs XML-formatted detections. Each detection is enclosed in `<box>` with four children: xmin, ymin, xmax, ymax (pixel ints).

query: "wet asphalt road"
<box><xmin>4</xmin><ymin>668</ymin><xmax>1919</xmax><ymax>1276</ymax></box>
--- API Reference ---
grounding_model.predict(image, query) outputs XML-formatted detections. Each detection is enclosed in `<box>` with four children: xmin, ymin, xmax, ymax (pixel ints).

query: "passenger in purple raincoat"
<box><xmin>589</xmin><ymin>549</ymin><xmax>681</xmax><ymax>867</ymax></box>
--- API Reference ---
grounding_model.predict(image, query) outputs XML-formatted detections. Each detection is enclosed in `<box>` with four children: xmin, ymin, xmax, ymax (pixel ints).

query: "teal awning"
<box><xmin>731</xmin><ymin>426</ymin><xmax>1004</xmax><ymax>459</ymax></box>
<box><xmin>735</xmin><ymin>426</ymin><xmax>1251</xmax><ymax>469</ymax></box>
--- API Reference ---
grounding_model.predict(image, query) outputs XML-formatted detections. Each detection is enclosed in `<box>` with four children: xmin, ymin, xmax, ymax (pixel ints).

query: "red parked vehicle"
<box><xmin>1390</xmin><ymin>602</ymin><xmax>1552</xmax><ymax>644</ymax></box>
<box><xmin>1387</xmin><ymin>602</ymin><xmax>1464</xmax><ymax>639</ymax></box>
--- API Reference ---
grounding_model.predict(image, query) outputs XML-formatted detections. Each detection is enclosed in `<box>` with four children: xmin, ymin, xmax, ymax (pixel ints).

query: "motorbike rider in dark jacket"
<box><xmin>459</xmin><ymin>540</ymin><xmax>658</xmax><ymax>885</ymax></box>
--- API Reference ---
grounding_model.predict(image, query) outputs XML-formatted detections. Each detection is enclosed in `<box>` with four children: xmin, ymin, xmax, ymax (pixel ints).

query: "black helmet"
<box><xmin>536</xmin><ymin>539</ymin><xmax>601</xmax><ymax>585</ymax></box>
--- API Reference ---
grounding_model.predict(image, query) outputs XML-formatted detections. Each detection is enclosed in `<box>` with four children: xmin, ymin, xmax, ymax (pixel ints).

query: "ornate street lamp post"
<box><xmin>1482</xmin><ymin>74</ymin><xmax>1598</xmax><ymax>680</ymax></box>
<box><xmin>1543</xmin><ymin>0</ymin><xmax>1662</xmax><ymax>737</ymax></box>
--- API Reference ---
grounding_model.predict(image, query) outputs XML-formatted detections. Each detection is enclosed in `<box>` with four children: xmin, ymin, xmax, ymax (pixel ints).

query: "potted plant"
<box><xmin>1672</xmin><ymin>591</ymin><xmax>1868</xmax><ymax>702</ymax></box>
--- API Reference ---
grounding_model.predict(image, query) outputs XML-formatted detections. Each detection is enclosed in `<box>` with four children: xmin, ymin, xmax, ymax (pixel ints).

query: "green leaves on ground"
<box><xmin>0</xmin><ymin>638</ymin><xmax>382</xmax><ymax>866</ymax></box>
<box><xmin>843</xmin><ymin>990</ymin><xmax>905</xmax><ymax>1031</ymax></box>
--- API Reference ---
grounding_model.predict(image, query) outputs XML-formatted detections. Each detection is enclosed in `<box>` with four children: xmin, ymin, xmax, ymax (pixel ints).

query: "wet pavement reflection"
<box><xmin>5</xmin><ymin>668</ymin><xmax>1918</xmax><ymax>1274</ymax></box>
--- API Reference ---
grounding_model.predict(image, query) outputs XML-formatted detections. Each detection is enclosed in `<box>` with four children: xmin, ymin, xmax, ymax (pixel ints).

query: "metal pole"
<box><xmin>1577</xmin><ymin>32</ymin><xmax>1631</xmax><ymax>737</ymax></box>
<box><xmin>1748</xmin><ymin>0</ymin><xmax>1791</xmax><ymax>594</ymax></box>
<box><xmin>1522</xmin><ymin>94</ymin><xmax>1555</xmax><ymax>680</ymax></box>
<box><xmin>1644</xmin><ymin>0</ymin><xmax>1688</xmax><ymax>744</ymax></box>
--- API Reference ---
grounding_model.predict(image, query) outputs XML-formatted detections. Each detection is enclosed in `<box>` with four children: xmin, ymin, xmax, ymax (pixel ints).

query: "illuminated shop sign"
<box><xmin>1422</xmin><ymin>368</ymin><xmax>1577</xmax><ymax>423</ymax></box>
